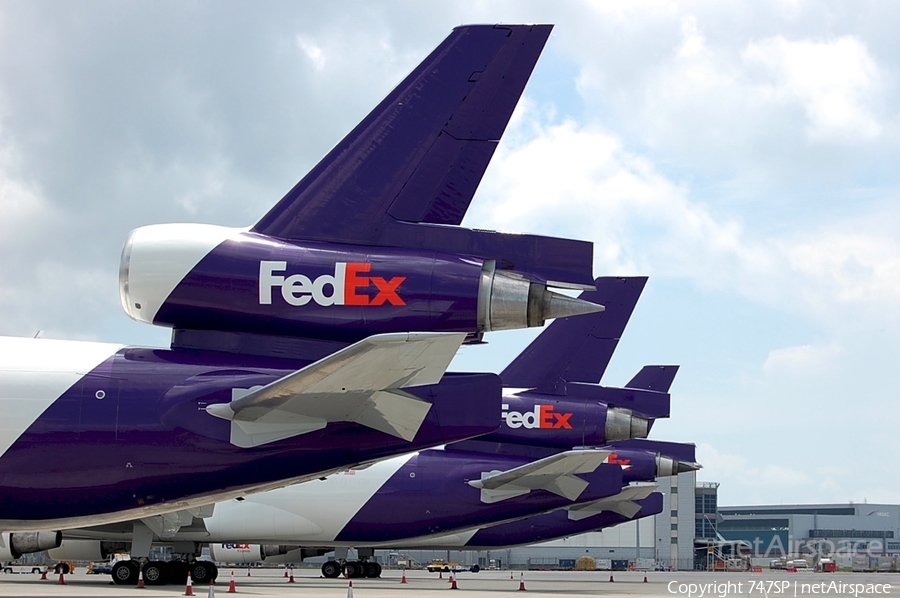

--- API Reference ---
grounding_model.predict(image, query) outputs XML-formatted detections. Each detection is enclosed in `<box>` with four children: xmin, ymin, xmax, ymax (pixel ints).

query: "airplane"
<box><xmin>1</xmin><ymin>24</ymin><xmax>606</xmax><ymax>543</ymax></box>
<box><xmin>57</xmin><ymin>442</ymin><xmax>694</xmax><ymax>584</ymax></box>
<box><xmin>391</xmin><ymin>487</ymin><xmax>665</xmax><ymax>552</ymax></box>
<box><xmin>43</xmin><ymin>277</ymin><xmax>695</xmax><ymax>585</ymax></box>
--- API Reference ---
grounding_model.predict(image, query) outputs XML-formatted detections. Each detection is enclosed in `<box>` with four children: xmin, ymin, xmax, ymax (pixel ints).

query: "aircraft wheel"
<box><xmin>143</xmin><ymin>561</ymin><xmax>167</xmax><ymax>585</ymax></box>
<box><xmin>112</xmin><ymin>560</ymin><xmax>138</xmax><ymax>585</ymax></box>
<box><xmin>321</xmin><ymin>561</ymin><xmax>341</xmax><ymax>578</ymax></box>
<box><xmin>470</xmin><ymin>564</ymin><xmax>480</xmax><ymax>573</ymax></box>
<box><xmin>190</xmin><ymin>561</ymin><xmax>214</xmax><ymax>585</ymax></box>
<box><xmin>365</xmin><ymin>562</ymin><xmax>382</xmax><ymax>578</ymax></box>
<box><xmin>54</xmin><ymin>562</ymin><xmax>71</xmax><ymax>574</ymax></box>
<box><xmin>343</xmin><ymin>561</ymin><xmax>362</xmax><ymax>578</ymax></box>
<box><xmin>166</xmin><ymin>561</ymin><xmax>189</xmax><ymax>585</ymax></box>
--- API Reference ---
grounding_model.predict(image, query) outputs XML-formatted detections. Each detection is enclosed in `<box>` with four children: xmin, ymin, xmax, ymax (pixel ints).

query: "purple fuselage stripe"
<box><xmin>0</xmin><ymin>348</ymin><xmax>499</xmax><ymax>523</ymax></box>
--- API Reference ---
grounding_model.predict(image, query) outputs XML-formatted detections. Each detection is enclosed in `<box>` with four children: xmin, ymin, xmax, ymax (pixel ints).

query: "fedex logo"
<box><xmin>502</xmin><ymin>404</ymin><xmax>573</xmax><ymax>429</ymax></box>
<box><xmin>259</xmin><ymin>261</ymin><xmax>405</xmax><ymax>307</ymax></box>
<box><xmin>222</xmin><ymin>543</ymin><xmax>251</xmax><ymax>550</ymax></box>
<box><xmin>605</xmin><ymin>453</ymin><xmax>631</xmax><ymax>470</ymax></box>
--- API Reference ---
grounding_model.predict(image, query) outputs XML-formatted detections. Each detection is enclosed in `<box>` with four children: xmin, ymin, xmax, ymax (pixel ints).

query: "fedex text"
<box><xmin>259</xmin><ymin>261</ymin><xmax>405</xmax><ymax>307</ymax></box>
<box><xmin>502</xmin><ymin>404</ymin><xmax>573</xmax><ymax>429</ymax></box>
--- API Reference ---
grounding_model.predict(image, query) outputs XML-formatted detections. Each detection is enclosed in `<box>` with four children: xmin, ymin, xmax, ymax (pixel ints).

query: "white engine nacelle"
<box><xmin>118</xmin><ymin>223</ymin><xmax>239</xmax><ymax>325</ymax></box>
<box><xmin>209</xmin><ymin>543</ymin><xmax>262</xmax><ymax>563</ymax></box>
<box><xmin>48</xmin><ymin>539</ymin><xmax>108</xmax><ymax>562</ymax></box>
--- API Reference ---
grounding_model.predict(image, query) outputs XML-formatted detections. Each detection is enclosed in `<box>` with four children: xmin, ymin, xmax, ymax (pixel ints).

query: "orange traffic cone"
<box><xmin>518</xmin><ymin>572</ymin><xmax>527</xmax><ymax>591</ymax></box>
<box><xmin>609</xmin><ymin>575</ymin><xmax>615</xmax><ymax>582</ymax></box>
<box><xmin>207</xmin><ymin>578</ymin><xmax>216</xmax><ymax>598</ymax></box>
<box><xmin>137</xmin><ymin>569</ymin><xmax>145</xmax><ymax>588</ymax></box>
<box><xmin>644</xmin><ymin>576</ymin><xmax>649</xmax><ymax>583</ymax></box>
<box><xmin>247</xmin><ymin>568</ymin><xmax>251</xmax><ymax>577</ymax></box>
<box><xmin>288</xmin><ymin>567</ymin><xmax>295</xmax><ymax>583</ymax></box>
<box><xmin>439</xmin><ymin>570</ymin><xmax>443</xmax><ymax>579</ymax></box>
<box><xmin>228</xmin><ymin>570</ymin><xmax>236</xmax><ymax>593</ymax></box>
<box><xmin>283</xmin><ymin>569</ymin><xmax>288</xmax><ymax>578</ymax></box>
<box><xmin>347</xmin><ymin>579</ymin><xmax>354</xmax><ymax>598</ymax></box>
<box><xmin>449</xmin><ymin>573</ymin><xmax>458</xmax><ymax>589</ymax></box>
<box><xmin>184</xmin><ymin>574</ymin><xmax>195</xmax><ymax>596</ymax></box>
<box><xmin>57</xmin><ymin>571</ymin><xmax>66</xmax><ymax>585</ymax></box>
<box><xmin>400</xmin><ymin>568</ymin><xmax>408</xmax><ymax>584</ymax></box>
<box><xmin>40</xmin><ymin>569</ymin><xmax>48</xmax><ymax>580</ymax></box>
<box><xmin>510</xmin><ymin>571</ymin><xmax>514</xmax><ymax>580</ymax></box>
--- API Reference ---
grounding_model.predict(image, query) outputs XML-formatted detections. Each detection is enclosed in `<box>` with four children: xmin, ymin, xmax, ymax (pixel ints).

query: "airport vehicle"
<box><xmin>426</xmin><ymin>559</ymin><xmax>467</xmax><ymax>573</ymax></box>
<box><xmin>1</xmin><ymin>24</ymin><xmax>608</xmax><ymax>539</ymax></box>
<box><xmin>0</xmin><ymin>562</ymin><xmax>43</xmax><ymax>575</ymax></box>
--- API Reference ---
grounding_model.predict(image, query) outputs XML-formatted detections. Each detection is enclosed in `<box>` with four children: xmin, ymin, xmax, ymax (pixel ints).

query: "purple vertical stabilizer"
<box><xmin>626</xmin><ymin>365</ymin><xmax>680</xmax><ymax>393</ymax></box>
<box><xmin>501</xmin><ymin>277</ymin><xmax>647</xmax><ymax>393</ymax></box>
<box><xmin>247</xmin><ymin>24</ymin><xmax>592</xmax><ymax>286</ymax></box>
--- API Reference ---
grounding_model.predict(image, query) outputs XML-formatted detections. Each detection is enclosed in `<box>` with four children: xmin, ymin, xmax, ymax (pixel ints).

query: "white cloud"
<box><xmin>473</xmin><ymin>111</ymin><xmax>900</xmax><ymax>328</ymax></box>
<box><xmin>762</xmin><ymin>342</ymin><xmax>843</xmax><ymax>376</ymax></box>
<box><xmin>296</xmin><ymin>36</ymin><xmax>326</xmax><ymax>71</ymax></box>
<box><xmin>742</xmin><ymin>35</ymin><xmax>883</xmax><ymax>142</ymax></box>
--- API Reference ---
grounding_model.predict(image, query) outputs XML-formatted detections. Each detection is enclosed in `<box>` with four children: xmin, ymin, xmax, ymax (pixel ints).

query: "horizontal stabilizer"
<box><xmin>468</xmin><ymin>450</ymin><xmax>609</xmax><ymax>504</ymax></box>
<box><xmin>567</xmin><ymin>484</ymin><xmax>658</xmax><ymax>521</ymax></box>
<box><xmin>206</xmin><ymin>332</ymin><xmax>466</xmax><ymax>447</ymax></box>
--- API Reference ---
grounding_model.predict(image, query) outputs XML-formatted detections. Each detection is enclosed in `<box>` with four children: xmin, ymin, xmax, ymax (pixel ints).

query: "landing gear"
<box><xmin>165</xmin><ymin>561</ymin><xmax>189</xmax><ymax>585</ymax></box>
<box><xmin>189</xmin><ymin>561</ymin><xmax>218</xmax><ymax>585</ymax></box>
<box><xmin>365</xmin><ymin>562</ymin><xmax>382</xmax><ymax>578</ymax></box>
<box><xmin>339</xmin><ymin>560</ymin><xmax>382</xmax><ymax>578</ymax></box>
<box><xmin>321</xmin><ymin>560</ymin><xmax>342</xmax><ymax>578</ymax></box>
<box><xmin>111</xmin><ymin>561</ymin><xmax>139</xmax><ymax>586</ymax></box>
<box><xmin>142</xmin><ymin>561</ymin><xmax>167</xmax><ymax>586</ymax></box>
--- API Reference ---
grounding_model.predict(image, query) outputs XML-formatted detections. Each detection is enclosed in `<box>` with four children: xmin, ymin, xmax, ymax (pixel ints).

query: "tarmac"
<box><xmin>1</xmin><ymin>568</ymin><xmax>899</xmax><ymax>597</ymax></box>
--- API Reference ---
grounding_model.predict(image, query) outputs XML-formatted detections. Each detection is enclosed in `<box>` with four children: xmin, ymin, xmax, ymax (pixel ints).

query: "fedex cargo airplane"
<box><xmin>47</xmin><ymin>278</ymin><xmax>695</xmax><ymax>585</ymax></box>
<box><xmin>0</xmin><ymin>23</ymin><xmax>606</xmax><ymax>548</ymax></box>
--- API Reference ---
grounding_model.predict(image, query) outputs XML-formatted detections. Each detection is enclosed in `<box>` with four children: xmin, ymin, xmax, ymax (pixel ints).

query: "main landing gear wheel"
<box><xmin>111</xmin><ymin>561</ymin><xmax>139</xmax><ymax>586</ymax></box>
<box><xmin>365</xmin><ymin>562</ymin><xmax>382</xmax><ymax>578</ymax></box>
<box><xmin>190</xmin><ymin>561</ymin><xmax>218</xmax><ymax>585</ymax></box>
<box><xmin>142</xmin><ymin>561</ymin><xmax>168</xmax><ymax>586</ymax></box>
<box><xmin>342</xmin><ymin>561</ymin><xmax>363</xmax><ymax>578</ymax></box>
<box><xmin>321</xmin><ymin>561</ymin><xmax>342</xmax><ymax>578</ymax></box>
<box><xmin>165</xmin><ymin>561</ymin><xmax>189</xmax><ymax>585</ymax></box>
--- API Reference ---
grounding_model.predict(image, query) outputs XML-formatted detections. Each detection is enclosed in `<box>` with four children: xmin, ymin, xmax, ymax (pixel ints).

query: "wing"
<box><xmin>206</xmin><ymin>332</ymin><xmax>466</xmax><ymax>447</ymax></box>
<box><xmin>566</xmin><ymin>484</ymin><xmax>659</xmax><ymax>520</ymax></box>
<box><xmin>468</xmin><ymin>449</ymin><xmax>610</xmax><ymax>504</ymax></box>
<box><xmin>253</xmin><ymin>24</ymin><xmax>552</xmax><ymax>243</ymax></box>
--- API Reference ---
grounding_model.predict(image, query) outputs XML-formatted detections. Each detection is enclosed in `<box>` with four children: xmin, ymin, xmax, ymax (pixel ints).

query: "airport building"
<box><xmin>384</xmin><ymin>471</ymin><xmax>700</xmax><ymax>571</ymax></box>
<box><xmin>717</xmin><ymin>503</ymin><xmax>900</xmax><ymax>559</ymax></box>
<box><xmin>374</xmin><ymin>480</ymin><xmax>900</xmax><ymax>572</ymax></box>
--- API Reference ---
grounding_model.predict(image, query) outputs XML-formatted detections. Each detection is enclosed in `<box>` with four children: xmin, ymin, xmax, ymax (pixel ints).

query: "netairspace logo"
<box><xmin>667</xmin><ymin>580</ymin><xmax>893</xmax><ymax>598</ymax></box>
<box><xmin>259</xmin><ymin>261</ymin><xmax>405</xmax><ymax>307</ymax></box>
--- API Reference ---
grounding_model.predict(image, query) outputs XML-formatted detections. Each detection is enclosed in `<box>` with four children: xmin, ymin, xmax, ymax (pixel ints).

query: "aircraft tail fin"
<box><xmin>250</xmin><ymin>24</ymin><xmax>593</xmax><ymax>287</ymax></box>
<box><xmin>254</xmin><ymin>24</ymin><xmax>549</xmax><ymax>239</ymax></box>
<box><xmin>501</xmin><ymin>277</ymin><xmax>647</xmax><ymax>392</ymax></box>
<box><xmin>626</xmin><ymin>365</ymin><xmax>679</xmax><ymax>393</ymax></box>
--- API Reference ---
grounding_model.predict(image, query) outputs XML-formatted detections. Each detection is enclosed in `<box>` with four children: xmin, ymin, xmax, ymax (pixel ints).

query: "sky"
<box><xmin>1</xmin><ymin>1</ymin><xmax>898</xmax><ymax>507</ymax></box>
